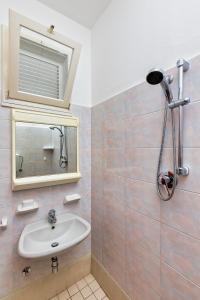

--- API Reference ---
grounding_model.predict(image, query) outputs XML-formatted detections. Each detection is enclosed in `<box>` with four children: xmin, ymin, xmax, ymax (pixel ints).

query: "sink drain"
<box><xmin>51</xmin><ymin>242</ymin><xmax>59</xmax><ymax>248</ymax></box>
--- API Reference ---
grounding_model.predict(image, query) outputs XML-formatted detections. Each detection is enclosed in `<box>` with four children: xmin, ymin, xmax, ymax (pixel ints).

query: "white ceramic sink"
<box><xmin>18</xmin><ymin>213</ymin><xmax>91</xmax><ymax>258</ymax></box>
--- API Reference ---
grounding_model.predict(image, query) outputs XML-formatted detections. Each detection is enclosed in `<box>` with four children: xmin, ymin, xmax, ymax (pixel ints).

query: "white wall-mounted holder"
<box><xmin>16</xmin><ymin>199</ymin><xmax>39</xmax><ymax>214</ymax></box>
<box><xmin>43</xmin><ymin>146</ymin><xmax>55</xmax><ymax>151</ymax></box>
<box><xmin>63</xmin><ymin>194</ymin><xmax>81</xmax><ymax>205</ymax></box>
<box><xmin>0</xmin><ymin>217</ymin><xmax>8</xmax><ymax>229</ymax></box>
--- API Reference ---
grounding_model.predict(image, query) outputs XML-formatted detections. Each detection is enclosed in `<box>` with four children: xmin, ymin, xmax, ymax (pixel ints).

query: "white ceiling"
<box><xmin>38</xmin><ymin>0</ymin><xmax>111</xmax><ymax>28</ymax></box>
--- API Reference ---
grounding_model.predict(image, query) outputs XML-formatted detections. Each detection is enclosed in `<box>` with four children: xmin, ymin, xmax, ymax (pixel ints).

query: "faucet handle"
<box><xmin>48</xmin><ymin>209</ymin><xmax>57</xmax><ymax>226</ymax></box>
<box><xmin>48</xmin><ymin>209</ymin><xmax>56</xmax><ymax>216</ymax></box>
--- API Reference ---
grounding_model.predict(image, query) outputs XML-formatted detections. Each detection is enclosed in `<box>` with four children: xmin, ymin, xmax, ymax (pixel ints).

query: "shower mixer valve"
<box><xmin>158</xmin><ymin>171</ymin><xmax>176</xmax><ymax>195</ymax></box>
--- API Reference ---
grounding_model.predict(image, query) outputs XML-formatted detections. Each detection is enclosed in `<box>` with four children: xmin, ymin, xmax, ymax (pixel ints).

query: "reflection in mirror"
<box><xmin>19</xmin><ymin>26</ymin><xmax>73</xmax><ymax>100</ymax></box>
<box><xmin>16</xmin><ymin>122</ymin><xmax>77</xmax><ymax>178</ymax></box>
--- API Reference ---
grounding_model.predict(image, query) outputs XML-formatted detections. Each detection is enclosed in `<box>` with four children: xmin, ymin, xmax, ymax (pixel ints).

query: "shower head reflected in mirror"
<box><xmin>49</xmin><ymin>126</ymin><xmax>64</xmax><ymax>137</ymax></box>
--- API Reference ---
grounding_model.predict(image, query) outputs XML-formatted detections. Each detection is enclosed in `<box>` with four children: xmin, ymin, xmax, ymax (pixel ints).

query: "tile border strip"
<box><xmin>0</xmin><ymin>254</ymin><xmax>91</xmax><ymax>300</ymax></box>
<box><xmin>91</xmin><ymin>255</ymin><xmax>130</xmax><ymax>300</ymax></box>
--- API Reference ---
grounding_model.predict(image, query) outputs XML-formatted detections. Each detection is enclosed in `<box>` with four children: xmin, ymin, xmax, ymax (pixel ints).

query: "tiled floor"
<box><xmin>50</xmin><ymin>274</ymin><xmax>109</xmax><ymax>300</ymax></box>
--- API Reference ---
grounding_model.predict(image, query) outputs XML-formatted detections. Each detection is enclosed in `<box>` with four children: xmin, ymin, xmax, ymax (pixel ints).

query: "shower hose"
<box><xmin>157</xmin><ymin>102</ymin><xmax>177</xmax><ymax>201</ymax></box>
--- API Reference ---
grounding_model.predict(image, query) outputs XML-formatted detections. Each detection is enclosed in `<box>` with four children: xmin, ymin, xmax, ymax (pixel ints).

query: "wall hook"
<box><xmin>48</xmin><ymin>25</ymin><xmax>55</xmax><ymax>34</ymax></box>
<box><xmin>22</xmin><ymin>266</ymin><xmax>31</xmax><ymax>277</ymax></box>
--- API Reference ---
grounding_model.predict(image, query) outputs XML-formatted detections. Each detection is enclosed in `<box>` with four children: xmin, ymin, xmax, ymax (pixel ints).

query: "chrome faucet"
<box><xmin>48</xmin><ymin>209</ymin><xmax>57</xmax><ymax>226</ymax></box>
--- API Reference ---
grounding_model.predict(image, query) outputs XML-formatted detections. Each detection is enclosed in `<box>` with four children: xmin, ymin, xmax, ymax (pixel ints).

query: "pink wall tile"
<box><xmin>126</xmin><ymin>110</ymin><xmax>172</xmax><ymax>149</ymax></box>
<box><xmin>0</xmin><ymin>149</ymin><xmax>11</xmax><ymax>180</ymax></box>
<box><xmin>125</xmin><ymin>178</ymin><xmax>160</xmax><ymax>220</ymax></box>
<box><xmin>178</xmin><ymin>148</ymin><xmax>200</xmax><ymax>194</ymax></box>
<box><xmin>161</xmin><ymin>263</ymin><xmax>200</xmax><ymax>300</ymax></box>
<box><xmin>184</xmin><ymin>55</ymin><xmax>200</xmax><ymax>103</ymax></box>
<box><xmin>126</xmin><ymin>243</ymin><xmax>160</xmax><ymax>297</ymax></box>
<box><xmin>0</xmin><ymin>104</ymin><xmax>91</xmax><ymax>298</ymax></box>
<box><xmin>0</xmin><ymin>107</ymin><xmax>11</xmax><ymax>120</ymax></box>
<box><xmin>161</xmin><ymin>224</ymin><xmax>200</xmax><ymax>286</ymax></box>
<box><xmin>91</xmin><ymin>54</ymin><xmax>200</xmax><ymax>300</ymax></box>
<box><xmin>161</xmin><ymin>188</ymin><xmax>200</xmax><ymax>239</ymax></box>
<box><xmin>125</xmin><ymin>81</ymin><xmax>165</xmax><ymax>117</ymax></box>
<box><xmin>125</xmin><ymin>147</ymin><xmax>159</xmax><ymax>182</ymax></box>
<box><xmin>184</xmin><ymin>101</ymin><xmax>200</xmax><ymax>147</ymax></box>
<box><xmin>0</xmin><ymin>120</ymin><xmax>11</xmax><ymax>150</ymax></box>
<box><xmin>126</xmin><ymin>209</ymin><xmax>160</xmax><ymax>257</ymax></box>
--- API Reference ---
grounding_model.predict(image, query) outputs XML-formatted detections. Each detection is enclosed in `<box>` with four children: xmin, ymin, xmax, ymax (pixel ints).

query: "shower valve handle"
<box><xmin>158</xmin><ymin>171</ymin><xmax>174</xmax><ymax>189</ymax></box>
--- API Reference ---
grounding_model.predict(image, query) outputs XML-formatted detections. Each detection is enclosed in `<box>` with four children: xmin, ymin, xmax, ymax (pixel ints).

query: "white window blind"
<box><xmin>19</xmin><ymin>53</ymin><xmax>60</xmax><ymax>99</ymax></box>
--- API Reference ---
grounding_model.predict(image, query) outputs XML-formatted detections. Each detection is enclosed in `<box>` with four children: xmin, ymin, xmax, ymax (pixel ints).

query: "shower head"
<box><xmin>146</xmin><ymin>68</ymin><xmax>173</xmax><ymax>103</ymax></box>
<box><xmin>146</xmin><ymin>69</ymin><xmax>164</xmax><ymax>85</ymax></box>
<box><xmin>49</xmin><ymin>126</ymin><xmax>64</xmax><ymax>137</ymax></box>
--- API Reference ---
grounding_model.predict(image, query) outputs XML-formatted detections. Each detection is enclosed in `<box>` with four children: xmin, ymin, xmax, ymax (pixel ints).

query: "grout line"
<box><xmin>160</xmin><ymin>221</ymin><xmax>200</xmax><ymax>242</ymax></box>
<box><xmin>126</xmin><ymin>205</ymin><xmax>161</xmax><ymax>223</ymax></box>
<box><xmin>120</xmin><ymin>188</ymin><xmax>200</xmax><ymax>243</ymax></box>
<box><xmin>125</xmin><ymin>196</ymin><xmax>200</xmax><ymax>242</ymax></box>
<box><xmin>53</xmin><ymin>275</ymin><xmax>109</xmax><ymax>300</ymax></box>
<box><xmin>103</xmin><ymin>146</ymin><xmax>200</xmax><ymax>149</ymax></box>
<box><xmin>162</xmin><ymin>261</ymin><xmax>200</xmax><ymax>289</ymax></box>
<box><xmin>104</xmin><ymin>172</ymin><xmax>200</xmax><ymax>196</ymax></box>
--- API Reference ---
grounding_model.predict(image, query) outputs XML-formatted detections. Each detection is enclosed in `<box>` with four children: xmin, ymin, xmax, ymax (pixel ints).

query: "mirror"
<box><xmin>9</xmin><ymin>10</ymin><xmax>81</xmax><ymax>109</ymax></box>
<box><xmin>16</xmin><ymin>122</ymin><xmax>77</xmax><ymax>178</ymax></box>
<box><xmin>12</xmin><ymin>109</ymin><xmax>81</xmax><ymax>191</ymax></box>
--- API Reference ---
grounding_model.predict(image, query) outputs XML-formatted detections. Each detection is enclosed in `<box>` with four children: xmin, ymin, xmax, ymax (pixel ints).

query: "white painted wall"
<box><xmin>0</xmin><ymin>0</ymin><xmax>91</xmax><ymax>107</ymax></box>
<box><xmin>92</xmin><ymin>0</ymin><xmax>200</xmax><ymax>105</ymax></box>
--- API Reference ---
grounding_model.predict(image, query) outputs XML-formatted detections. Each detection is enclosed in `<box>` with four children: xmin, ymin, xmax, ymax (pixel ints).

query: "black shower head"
<box><xmin>146</xmin><ymin>69</ymin><xmax>164</xmax><ymax>85</ymax></box>
<box><xmin>146</xmin><ymin>68</ymin><xmax>173</xmax><ymax>103</ymax></box>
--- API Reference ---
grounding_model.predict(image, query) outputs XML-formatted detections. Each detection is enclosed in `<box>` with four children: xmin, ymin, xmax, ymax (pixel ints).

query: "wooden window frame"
<box><xmin>9</xmin><ymin>10</ymin><xmax>81</xmax><ymax>109</ymax></box>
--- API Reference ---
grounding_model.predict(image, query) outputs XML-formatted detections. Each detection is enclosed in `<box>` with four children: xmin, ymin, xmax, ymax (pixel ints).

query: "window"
<box><xmin>9</xmin><ymin>10</ymin><xmax>81</xmax><ymax>109</ymax></box>
<box><xmin>19</xmin><ymin>53</ymin><xmax>60</xmax><ymax>99</ymax></box>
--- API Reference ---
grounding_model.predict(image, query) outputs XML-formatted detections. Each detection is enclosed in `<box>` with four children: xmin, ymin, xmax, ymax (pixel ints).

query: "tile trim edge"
<box><xmin>91</xmin><ymin>255</ymin><xmax>130</xmax><ymax>300</ymax></box>
<box><xmin>0</xmin><ymin>253</ymin><xmax>91</xmax><ymax>300</ymax></box>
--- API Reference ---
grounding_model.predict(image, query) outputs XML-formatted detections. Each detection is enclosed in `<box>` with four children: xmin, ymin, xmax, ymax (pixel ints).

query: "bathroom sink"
<box><xmin>18</xmin><ymin>213</ymin><xmax>91</xmax><ymax>258</ymax></box>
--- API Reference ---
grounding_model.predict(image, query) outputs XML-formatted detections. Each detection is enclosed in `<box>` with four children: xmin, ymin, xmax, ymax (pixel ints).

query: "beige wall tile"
<box><xmin>58</xmin><ymin>289</ymin><xmax>70</xmax><ymax>300</ymax></box>
<box><xmin>0</xmin><ymin>254</ymin><xmax>91</xmax><ymax>300</ymax></box>
<box><xmin>91</xmin><ymin>54</ymin><xmax>200</xmax><ymax>300</ymax></box>
<box><xmin>161</xmin><ymin>262</ymin><xmax>200</xmax><ymax>300</ymax></box>
<box><xmin>161</xmin><ymin>188</ymin><xmax>200</xmax><ymax>239</ymax></box>
<box><xmin>89</xmin><ymin>280</ymin><xmax>100</xmax><ymax>292</ymax></box>
<box><xmin>71</xmin><ymin>292</ymin><xmax>84</xmax><ymax>300</ymax></box>
<box><xmin>80</xmin><ymin>285</ymin><xmax>92</xmax><ymax>298</ymax></box>
<box><xmin>94</xmin><ymin>288</ymin><xmax>106</xmax><ymax>300</ymax></box>
<box><xmin>84</xmin><ymin>274</ymin><xmax>95</xmax><ymax>284</ymax></box>
<box><xmin>76</xmin><ymin>279</ymin><xmax>87</xmax><ymax>291</ymax></box>
<box><xmin>161</xmin><ymin>225</ymin><xmax>200</xmax><ymax>286</ymax></box>
<box><xmin>0</xmin><ymin>104</ymin><xmax>91</xmax><ymax>299</ymax></box>
<box><xmin>68</xmin><ymin>284</ymin><xmax>79</xmax><ymax>297</ymax></box>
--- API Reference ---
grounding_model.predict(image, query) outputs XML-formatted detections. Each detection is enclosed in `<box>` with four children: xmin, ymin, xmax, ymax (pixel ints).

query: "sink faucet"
<box><xmin>48</xmin><ymin>209</ymin><xmax>57</xmax><ymax>226</ymax></box>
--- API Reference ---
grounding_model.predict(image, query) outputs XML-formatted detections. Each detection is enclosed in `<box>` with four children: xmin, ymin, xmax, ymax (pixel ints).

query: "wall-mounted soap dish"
<box><xmin>63</xmin><ymin>194</ymin><xmax>81</xmax><ymax>205</ymax></box>
<box><xmin>16</xmin><ymin>199</ymin><xmax>39</xmax><ymax>214</ymax></box>
<box><xmin>0</xmin><ymin>217</ymin><xmax>8</xmax><ymax>229</ymax></box>
<box><xmin>43</xmin><ymin>146</ymin><xmax>54</xmax><ymax>151</ymax></box>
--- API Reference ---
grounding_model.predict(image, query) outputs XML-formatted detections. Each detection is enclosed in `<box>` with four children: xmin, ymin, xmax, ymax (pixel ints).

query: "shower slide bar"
<box><xmin>146</xmin><ymin>58</ymin><xmax>190</xmax><ymax>200</ymax></box>
<box><xmin>168</xmin><ymin>59</ymin><xmax>190</xmax><ymax>176</ymax></box>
